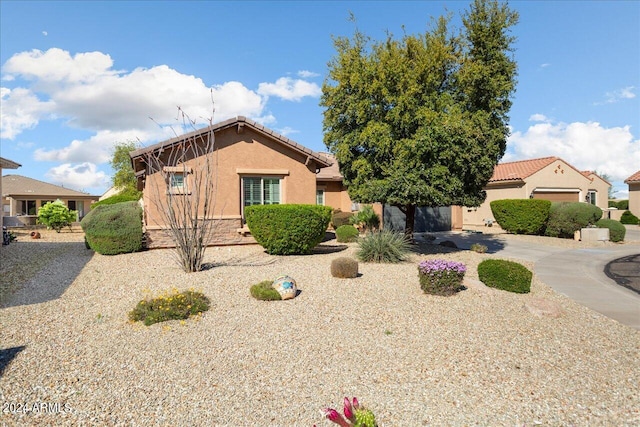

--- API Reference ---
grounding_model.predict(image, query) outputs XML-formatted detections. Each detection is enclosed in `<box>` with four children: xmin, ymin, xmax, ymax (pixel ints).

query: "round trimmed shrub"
<box><xmin>245</xmin><ymin>204</ymin><xmax>332</xmax><ymax>255</ymax></box>
<box><xmin>90</xmin><ymin>191</ymin><xmax>141</xmax><ymax>210</ymax></box>
<box><xmin>331</xmin><ymin>210</ymin><xmax>354</xmax><ymax>229</ymax></box>
<box><xmin>336</xmin><ymin>224</ymin><xmax>359</xmax><ymax>243</ymax></box>
<box><xmin>250</xmin><ymin>280</ymin><xmax>282</xmax><ymax>301</ymax></box>
<box><xmin>331</xmin><ymin>257</ymin><xmax>359</xmax><ymax>278</ymax></box>
<box><xmin>470</xmin><ymin>243</ymin><xmax>488</xmax><ymax>253</ymax></box>
<box><xmin>490</xmin><ymin>199</ymin><xmax>551</xmax><ymax>235</ymax></box>
<box><xmin>596</xmin><ymin>219</ymin><xmax>626</xmax><ymax>242</ymax></box>
<box><xmin>477</xmin><ymin>259</ymin><xmax>532</xmax><ymax>294</ymax></box>
<box><xmin>620</xmin><ymin>210</ymin><xmax>639</xmax><ymax>225</ymax></box>
<box><xmin>545</xmin><ymin>202</ymin><xmax>603</xmax><ymax>239</ymax></box>
<box><xmin>81</xmin><ymin>201</ymin><xmax>143</xmax><ymax>255</ymax></box>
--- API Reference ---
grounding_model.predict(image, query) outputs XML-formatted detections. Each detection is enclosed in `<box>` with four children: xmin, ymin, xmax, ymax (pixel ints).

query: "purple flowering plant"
<box><xmin>418</xmin><ymin>259</ymin><xmax>466</xmax><ymax>296</ymax></box>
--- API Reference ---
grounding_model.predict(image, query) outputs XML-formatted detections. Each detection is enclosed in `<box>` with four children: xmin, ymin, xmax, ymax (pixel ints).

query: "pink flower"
<box><xmin>343</xmin><ymin>397</ymin><xmax>355</xmax><ymax>422</ymax></box>
<box><xmin>324</xmin><ymin>408</ymin><xmax>351</xmax><ymax>427</ymax></box>
<box><xmin>352</xmin><ymin>397</ymin><xmax>360</xmax><ymax>410</ymax></box>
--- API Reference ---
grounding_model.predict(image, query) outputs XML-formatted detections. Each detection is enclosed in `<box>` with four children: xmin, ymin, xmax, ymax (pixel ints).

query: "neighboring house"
<box><xmin>463</xmin><ymin>157</ymin><xmax>611</xmax><ymax>228</ymax></box>
<box><xmin>1</xmin><ymin>175</ymin><xmax>98</xmax><ymax>225</ymax></box>
<box><xmin>625</xmin><ymin>170</ymin><xmax>640</xmax><ymax>218</ymax></box>
<box><xmin>99</xmin><ymin>186</ymin><xmax>121</xmax><ymax>201</ymax></box>
<box><xmin>0</xmin><ymin>157</ymin><xmax>21</xmax><ymax>227</ymax></box>
<box><xmin>130</xmin><ymin>116</ymin><xmax>339</xmax><ymax>248</ymax></box>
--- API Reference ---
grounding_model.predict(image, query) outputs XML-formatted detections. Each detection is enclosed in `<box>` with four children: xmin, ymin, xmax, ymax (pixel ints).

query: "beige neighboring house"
<box><xmin>625</xmin><ymin>170</ymin><xmax>640</xmax><ymax>218</ymax></box>
<box><xmin>2</xmin><ymin>175</ymin><xmax>98</xmax><ymax>226</ymax></box>
<box><xmin>130</xmin><ymin>116</ymin><xmax>351</xmax><ymax>248</ymax></box>
<box><xmin>1</xmin><ymin>157</ymin><xmax>22</xmax><ymax>227</ymax></box>
<box><xmin>463</xmin><ymin>157</ymin><xmax>611</xmax><ymax>228</ymax></box>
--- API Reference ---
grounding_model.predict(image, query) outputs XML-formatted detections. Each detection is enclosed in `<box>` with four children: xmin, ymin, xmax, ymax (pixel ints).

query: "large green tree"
<box><xmin>110</xmin><ymin>141</ymin><xmax>140</xmax><ymax>195</ymax></box>
<box><xmin>321</xmin><ymin>0</ymin><xmax>518</xmax><ymax>236</ymax></box>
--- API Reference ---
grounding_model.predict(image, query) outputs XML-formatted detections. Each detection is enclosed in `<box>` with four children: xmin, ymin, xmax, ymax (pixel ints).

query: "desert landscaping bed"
<box><xmin>0</xmin><ymin>229</ymin><xmax>638</xmax><ymax>426</ymax></box>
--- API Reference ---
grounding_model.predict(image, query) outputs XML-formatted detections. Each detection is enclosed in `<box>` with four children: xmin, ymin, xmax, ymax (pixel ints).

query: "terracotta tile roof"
<box><xmin>581</xmin><ymin>170</ymin><xmax>611</xmax><ymax>185</ymax></box>
<box><xmin>625</xmin><ymin>170</ymin><xmax>640</xmax><ymax>183</ymax></box>
<box><xmin>130</xmin><ymin>116</ymin><xmax>332</xmax><ymax>169</ymax></box>
<box><xmin>316</xmin><ymin>153</ymin><xmax>342</xmax><ymax>181</ymax></box>
<box><xmin>489</xmin><ymin>156</ymin><xmax>558</xmax><ymax>182</ymax></box>
<box><xmin>0</xmin><ymin>157</ymin><xmax>21</xmax><ymax>169</ymax></box>
<box><xmin>1</xmin><ymin>175</ymin><xmax>97</xmax><ymax>198</ymax></box>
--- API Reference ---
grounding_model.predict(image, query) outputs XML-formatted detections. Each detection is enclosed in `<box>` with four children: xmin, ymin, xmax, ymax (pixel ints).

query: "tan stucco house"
<box><xmin>463</xmin><ymin>157</ymin><xmax>611</xmax><ymax>228</ymax></box>
<box><xmin>625</xmin><ymin>170</ymin><xmax>640</xmax><ymax>218</ymax></box>
<box><xmin>130</xmin><ymin>116</ymin><xmax>356</xmax><ymax>248</ymax></box>
<box><xmin>2</xmin><ymin>175</ymin><xmax>98</xmax><ymax>225</ymax></box>
<box><xmin>1</xmin><ymin>157</ymin><xmax>22</xmax><ymax>227</ymax></box>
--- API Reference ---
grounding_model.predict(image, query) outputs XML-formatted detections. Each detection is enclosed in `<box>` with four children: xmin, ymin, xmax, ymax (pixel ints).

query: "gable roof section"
<box><xmin>1</xmin><ymin>175</ymin><xmax>96</xmax><ymax>198</ymax></box>
<box><xmin>316</xmin><ymin>152</ymin><xmax>343</xmax><ymax>181</ymax></box>
<box><xmin>580</xmin><ymin>170</ymin><xmax>611</xmax><ymax>185</ymax></box>
<box><xmin>0</xmin><ymin>157</ymin><xmax>21</xmax><ymax>169</ymax></box>
<box><xmin>489</xmin><ymin>157</ymin><xmax>558</xmax><ymax>183</ymax></box>
<box><xmin>625</xmin><ymin>170</ymin><xmax>640</xmax><ymax>183</ymax></box>
<box><xmin>130</xmin><ymin>116</ymin><xmax>332</xmax><ymax>171</ymax></box>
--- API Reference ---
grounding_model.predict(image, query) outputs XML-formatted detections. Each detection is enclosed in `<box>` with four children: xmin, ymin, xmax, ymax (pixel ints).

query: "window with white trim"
<box><xmin>316</xmin><ymin>189</ymin><xmax>325</xmax><ymax>205</ymax></box>
<box><xmin>170</xmin><ymin>172</ymin><xmax>186</xmax><ymax>193</ymax></box>
<box><xmin>587</xmin><ymin>190</ymin><xmax>597</xmax><ymax>205</ymax></box>
<box><xmin>243</xmin><ymin>177</ymin><xmax>281</xmax><ymax>207</ymax></box>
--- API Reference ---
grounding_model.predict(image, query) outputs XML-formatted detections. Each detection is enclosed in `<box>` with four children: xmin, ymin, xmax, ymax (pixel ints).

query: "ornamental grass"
<box><xmin>129</xmin><ymin>288</ymin><xmax>210</xmax><ymax>326</ymax></box>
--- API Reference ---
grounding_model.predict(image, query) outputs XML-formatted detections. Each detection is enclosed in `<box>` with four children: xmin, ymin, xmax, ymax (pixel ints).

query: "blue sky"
<box><xmin>1</xmin><ymin>1</ymin><xmax>638</xmax><ymax>197</ymax></box>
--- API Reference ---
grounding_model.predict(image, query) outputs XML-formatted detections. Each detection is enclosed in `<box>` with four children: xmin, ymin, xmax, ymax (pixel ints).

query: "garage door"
<box><xmin>532</xmin><ymin>191</ymin><xmax>579</xmax><ymax>202</ymax></box>
<box><xmin>383</xmin><ymin>205</ymin><xmax>452</xmax><ymax>233</ymax></box>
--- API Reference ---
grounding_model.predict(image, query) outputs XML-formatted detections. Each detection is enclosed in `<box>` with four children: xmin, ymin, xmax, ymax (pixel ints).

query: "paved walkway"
<box><xmin>426</xmin><ymin>229</ymin><xmax>640</xmax><ymax>330</ymax></box>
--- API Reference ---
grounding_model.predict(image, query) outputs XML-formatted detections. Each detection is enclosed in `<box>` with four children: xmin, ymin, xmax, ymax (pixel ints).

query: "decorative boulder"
<box><xmin>272</xmin><ymin>275</ymin><xmax>297</xmax><ymax>300</ymax></box>
<box><xmin>30</xmin><ymin>231</ymin><xmax>41</xmax><ymax>239</ymax></box>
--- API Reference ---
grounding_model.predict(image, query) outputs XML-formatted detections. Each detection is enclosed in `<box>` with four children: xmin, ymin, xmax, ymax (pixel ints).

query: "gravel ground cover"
<box><xmin>1</xmin><ymin>229</ymin><xmax>638</xmax><ymax>426</ymax></box>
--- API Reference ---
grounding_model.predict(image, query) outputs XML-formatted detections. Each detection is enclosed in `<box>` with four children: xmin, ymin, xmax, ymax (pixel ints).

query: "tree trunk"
<box><xmin>404</xmin><ymin>204</ymin><xmax>415</xmax><ymax>241</ymax></box>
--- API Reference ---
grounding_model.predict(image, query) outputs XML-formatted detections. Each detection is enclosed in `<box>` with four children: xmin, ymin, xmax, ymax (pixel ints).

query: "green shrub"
<box><xmin>356</xmin><ymin>230</ymin><xmax>411</xmax><ymax>263</ymax></box>
<box><xmin>490</xmin><ymin>199</ymin><xmax>551</xmax><ymax>235</ymax></box>
<box><xmin>336</xmin><ymin>224</ymin><xmax>360</xmax><ymax>243</ymax></box>
<box><xmin>349</xmin><ymin>205</ymin><xmax>380</xmax><ymax>231</ymax></box>
<box><xmin>91</xmin><ymin>191</ymin><xmax>141</xmax><ymax>209</ymax></box>
<box><xmin>418</xmin><ymin>259</ymin><xmax>466</xmax><ymax>296</ymax></box>
<box><xmin>620</xmin><ymin>210</ymin><xmax>639</xmax><ymax>225</ymax></box>
<box><xmin>477</xmin><ymin>259</ymin><xmax>532</xmax><ymax>294</ymax></box>
<box><xmin>37</xmin><ymin>200</ymin><xmax>77</xmax><ymax>232</ymax></box>
<box><xmin>129</xmin><ymin>289</ymin><xmax>210</xmax><ymax>326</ymax></box>
<box><xmin>596</xmin><ymin>219</ymin><xmax>626</xmax><ymax>242</ymax></box>
<box><xmin>81</xmin><ymin>201</ymin><xmax>143</xmax><ymax>255</ymax></box>
<box><xmin>609</xmin><ymin>200</ymin><xmax>629</xmax><ymax>210</ymax></box>
<box><xmin>250</xmin><ymin>280</ymin><xmax>282</xmax><ymax>301</ymax></box>
<box><xmin>545</xmin><ymin>202</ymin><xmax>603</xmax><ymax>238</ymax></box>
<box><xmin>331</xmin><ymin>210</ymin><xmax>354</xmax><ymax>229</ymax></box>
<box><xmin>470</xmin><ymin>243</ymin><xmax>488</xmax><ymax>253</ymax></box>
<box><xmin>245</xmin><ymin>204</ymin><xmax>332</xmax><ymax>255</ymax></box>
<box><xmin>331</xmin><ymin>257</ymin><xmax>359</xmax><ymax>278</ymax></box>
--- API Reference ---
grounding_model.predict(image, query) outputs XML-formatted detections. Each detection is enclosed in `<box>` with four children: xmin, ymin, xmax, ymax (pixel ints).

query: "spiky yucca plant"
<box><xmin>356</xmin><ymin>230</ymin><xmax>411</xmax><ymax>263</ymax></box>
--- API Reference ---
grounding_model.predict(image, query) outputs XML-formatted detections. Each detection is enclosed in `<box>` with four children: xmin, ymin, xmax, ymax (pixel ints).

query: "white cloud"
<box><xmin>42</xmin><ymin>31</ymin><xmax>48</xmax><ymax>36</ymax></box>
<box><xmin>603</xmin><ymin>86</ymin><xmax>636</xmax><ymax>104</ymax></box>
<box><xmin>0</xmin><ymin>87</ymin><xmax>55</xmax><ymax>139</ymax></box>
<box><xmin>257</xmin><ymin>77</ymin><xmax>321</xmax><ymax>101</ymax></box>
<box><xmin>508</xmin><ymin>120</ymin><xmax>640</xmax><ymax>181</ymax></box>
<box><xmin>298</xmin><ymin>70</ymin><xmax>320</xmax><ymax>78</ymax></box>
<box><xmin>45</xmin><ymin>162</ymin><xmax>109</xmax><ymax>192</ymax></box>
<box><xmin>278</xmin><ymin>126</ymin><xmax>299</xmax><ymax>137</ymax></box>
<box><xmin>34</xmin><ymin>129</ymin><xmax>152</xmax><ymax>164</ymax></box>
<box><xmin>539</xmin><ymin>63</ymin><xmax>551</xmax><ymax>69</ymax></box>
<box><xmin>529</xmin><ymin>113</ymin><xmax>550</xmax><ymax>122</ymax></box>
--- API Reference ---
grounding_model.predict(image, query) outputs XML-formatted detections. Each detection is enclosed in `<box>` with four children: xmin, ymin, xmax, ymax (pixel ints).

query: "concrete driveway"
<box><xmin>423</xmin><ymin>228</ymin><xmax>640</xmax><ymax>330</ymax></box>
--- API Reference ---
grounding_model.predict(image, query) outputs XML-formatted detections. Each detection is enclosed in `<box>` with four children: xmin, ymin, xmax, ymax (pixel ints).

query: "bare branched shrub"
<box><xmin>143</xmin><ymin>105</ymin><xmax>219</xmax><ymax>272</ymax></box>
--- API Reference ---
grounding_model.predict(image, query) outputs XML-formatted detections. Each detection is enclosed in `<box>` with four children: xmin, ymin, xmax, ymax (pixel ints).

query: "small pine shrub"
<box><xmin>250</xmin><ymin>280</ymin><xmax>282</xmax><ymax>301</ymax></box>
<box><xmin>129</xmin><ymin>289</ymin><xmax>210</xmax><ymax>326</ymax></box>
<box><xmin>418</xmin><ymin>259</ymin><xmax>466</xmax><ymax>296</ymax></box>
<box><xmin>620</xmin><ymin>210</ymin><xmax>639</xmax><ymax>225</ymax></box>
<box><xmin>470</xmin><ymin>243</ymin><xmax>488</xmax><ymax>253</ymax></box>
<box><xmin>331</xmin><ymin>257</ymin><xmax>359</xmax><ymax>278</ymax></box>
<box><xmin>596</xmin><ymin>219</ymin><xmax>626</xmax><ymax>242</ymax></box>
<box><xmin>81</xmin><ymin>201</ymin><xmax>143</xmax><ymax>255</ymax></box>
<box><xmin>490</xmin><ymin>199</ymin><xmax>551</xmax><ymax>235</ymax></box>
<box><xmin>477</xmin><ymin>259</ymin><xmax>532</xmax><ymax>294</ymax></box>
<box><xmin>331</xmin><ymin>210</ymin><xmax>354</xmax><ymax>229</ymax></box>
<box><xmin>356</xmin><ymin>230</ymin><xmax>411</xmax><ymax>263</ymax></box>
<box><xmin>245</xmin><ymin>204</ymin><xmax>332</xmax><ymax>255</ymax></box>
<box><xmin>545</xmin><ymin>202</ymin><xmax>603</xmax><ymax>238</ymax></box>
<box><xmin>336</xmin><ymin>224</ymin><xmax>359</xmax><ymax>243</ymax></box>
<box><xmin>37</xmin><ymin>200</ymin><xmax>77</xmax><ymax>232</ymax></box>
